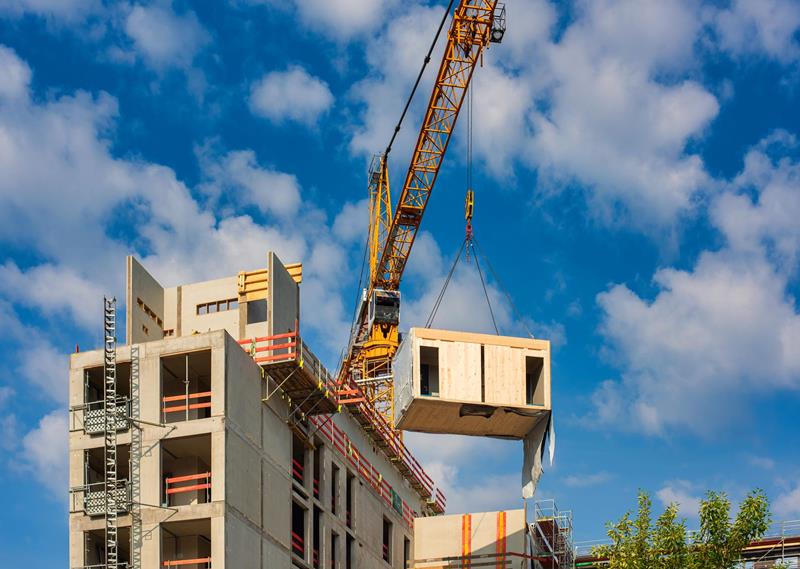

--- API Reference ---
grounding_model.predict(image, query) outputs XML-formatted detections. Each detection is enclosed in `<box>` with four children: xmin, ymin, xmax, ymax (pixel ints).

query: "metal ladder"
<box><xmin>103</xmin><ymin>298</ymin><xmax>119</xmax><ymax>569</ymax></box>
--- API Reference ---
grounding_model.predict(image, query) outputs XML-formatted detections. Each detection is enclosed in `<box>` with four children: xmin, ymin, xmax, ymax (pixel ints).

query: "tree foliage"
<box><xmin>594</xmin><ymin>489</ymin><xmax>771</xmax><ymax>569</ymax></box>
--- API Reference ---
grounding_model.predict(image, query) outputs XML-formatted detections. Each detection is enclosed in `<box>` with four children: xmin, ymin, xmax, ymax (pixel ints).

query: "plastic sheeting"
<box><xmin>521</xmin><ymin>412</ymin><xmax>554</xmax><ymax>499</ymax></box>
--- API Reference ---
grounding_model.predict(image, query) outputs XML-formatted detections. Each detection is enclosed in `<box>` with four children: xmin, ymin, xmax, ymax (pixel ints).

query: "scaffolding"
<box><xmin>129</xmin><ymin>344</ymin><xmax>141</xmax><ymax>569</ymax></box>
<box><xmin>103</xmin><ymin>297</ymin><xmax>119</xmax><ymax>569</ymax></box>
<box><xmin>531</xmin><ymin>500</ymin><xmax>575</xmax><ymax>569</ymax></box>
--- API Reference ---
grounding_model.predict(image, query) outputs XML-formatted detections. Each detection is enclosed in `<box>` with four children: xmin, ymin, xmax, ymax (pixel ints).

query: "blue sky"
<box><xmin>0</xmin><ymin>0</ymin><xmax>799</xmax><ymax>565</ymax></box>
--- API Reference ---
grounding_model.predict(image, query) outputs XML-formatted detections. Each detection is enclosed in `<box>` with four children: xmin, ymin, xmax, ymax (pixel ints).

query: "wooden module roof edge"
<box><xmin>410</xmin><ymin>327</ymin><xmax>550</xmax><ymax>350</ymax></box>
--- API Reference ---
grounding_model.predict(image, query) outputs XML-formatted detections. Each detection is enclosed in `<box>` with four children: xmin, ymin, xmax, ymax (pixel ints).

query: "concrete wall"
<box><xmin>174</xmin><ymin>276</ymin><xmax>239</xmax><ymax>339</ymax></box>
<box><xmin>268</xmin><ymin>251</ymin><xmax>299</xmax><ymax>339</ymax></box>
<box><xmin>126</xmin><ymin>256</ymin><xmax>166</xmax><ymax>344</ymax></box>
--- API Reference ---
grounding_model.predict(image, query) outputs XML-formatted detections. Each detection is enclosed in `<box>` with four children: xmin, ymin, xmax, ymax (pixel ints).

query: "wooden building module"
<box><xmin>394</xmin><ymin>328</ymin><xmax>551</xmax><ymax>438</ymax></box>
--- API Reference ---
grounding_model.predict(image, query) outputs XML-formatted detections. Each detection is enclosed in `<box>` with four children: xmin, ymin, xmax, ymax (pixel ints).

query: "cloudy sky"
<box><xmin>0</xmin><ymin>0</ymin><xmax>799</xmax><ymax>565</ymax></box>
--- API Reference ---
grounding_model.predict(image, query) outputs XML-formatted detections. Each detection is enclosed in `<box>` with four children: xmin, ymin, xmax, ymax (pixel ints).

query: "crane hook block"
<box><xmin>465</xmin><ymin>189</ymin><xmax>474</xmax><ymax>222</ymax></box>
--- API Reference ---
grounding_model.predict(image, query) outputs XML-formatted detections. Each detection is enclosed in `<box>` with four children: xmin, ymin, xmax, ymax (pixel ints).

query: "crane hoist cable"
<box><xmin>384</xmin><ymin>0</ymin><xmax>457</xmax><ymax>158</ymax></box>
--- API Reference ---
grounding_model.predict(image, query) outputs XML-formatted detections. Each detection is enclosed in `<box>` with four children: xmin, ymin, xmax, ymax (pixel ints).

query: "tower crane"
<box><xmin>337</xmin><ymin>1</ymin><xmax>507</xmax><ymax>433</ymax></box>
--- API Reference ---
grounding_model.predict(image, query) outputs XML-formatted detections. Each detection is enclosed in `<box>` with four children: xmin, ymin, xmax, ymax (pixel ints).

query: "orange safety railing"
<box><xmin>291</xmin><ymin>458</ymin><xmax>304</xmax><ymax>485</ymax></box>
<box><xmin>237</xmin><ymin>328</ymin><xmax>298</xmax><ymax>365</ymax></box>
<box><xmin>162</xmin><ymin>558</ymin><xmax>211</xmax><ymax>567</ymax></box>
<box><xmin>291</xmin><ymin>531</ymin><xmax>304</xmax><ymax>558</ymax></box>
<box><xmin>238</xmin><ymin>327</ymin><xmax>340</xmax><ymax>403</ymax></box>
<box><xmin>165</xmin><ymin>472</ymin><xmax>211</xmax><ymax>505</ymax></box>
<box><xmin>162</xmin><ymin>392</ymin><xmax>212</xmax><ymax>419</ymax></box>
<box><xmin>309</xmin><ymin>415</ymin><xmax>434</xmax><ymax>529</ymax></box>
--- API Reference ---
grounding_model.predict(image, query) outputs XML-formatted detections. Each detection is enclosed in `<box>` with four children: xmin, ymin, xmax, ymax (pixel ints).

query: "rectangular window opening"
<box><xmin>292</xmin><ymin>434</ymin><xmax>307</xmax><ymax>489</ymax></box>
<box><xmin>247</xmin><ymin>299</ymin><xmax>268</xmax><ymax>324</ymax></box>
<box><xmin>292</xmin><ymin>501</ymin><xmax>306</xmax><ymax>561</ymax></box>
<box><xmin>403</xmin><ymin>537</ymin><xmax>411</xmax><ymax>569</ymax></box>
<box><xmin>346</xmin><ymin>535</ymin><xmax>354</xmax><ymax>569</ymax></box>
<box><xmin>382</xmin><ymin>517</ymin><xmax>393</xmax><ymax>564</ymax></box>
<box><xmin>331</xmin><ymin>532</ymin><xmax>339</xmax><ymax>569</ymax></box>
<box><xmin>419</xmin><ymin>346</ymin><xmax>439</xmax><ymax>397</ymax></box>
<box><xmin>160</xmin><ymin>351</ymin><xmax>212</xmax><ymax>424</ymax></box>
<box><xmin>331</xmin><ymin>463</ymin><xmax>340</xmax><ymax>515</ymax></box>
<box><xmin>346</xmin><ymin>471</ymin><xmax>355</xmax><ymax>529</ymax></box>
<box><xmin>525</xmin><ymin>356</ymin><xmax>545</xmax><ymax>406</ymax></box>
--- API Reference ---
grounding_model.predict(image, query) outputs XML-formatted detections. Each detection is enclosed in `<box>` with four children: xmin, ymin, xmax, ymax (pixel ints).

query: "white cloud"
<box><xmin>0</xmin><ymin>45</ymin><xmax>31</xmax><ymax>101</ymax></box>
<box><xmin>564</xmin><ymin>471</ymin><xmax>613</xmax><ymax>488</ymax></box>
<box><xmin>0</xmin><ymin>262</ymin><xmax>104</xmax><ymax>331</ymax></box>
<box><xmin>775</xmin><ymin>482</ymin><xmax>800</xmax><ymax>519</ymax></box>
<box><xmin>249</xmin><ymin>66</ymin><xmax>334</xmax><ymax>126</ymax></box>
<box><xmin>293</xmin><ymin>0</ymin><xmax>394</xmax><ymax>41</ymax></box>
<box><xmin>348</xmin><ymin>3</ymin><xmax>444</xmax><ymax>163</ymax></box>
<box><xmin>332</xmin><ymin>198</ymin><xmax>368</xmax><ymax>244</ymax></box>
<box><xmin>714</xmin><ymin>0</ymin><xmax>800</xmax><ymax>63</ymax></box>
<box><xmin>348</xmin><ymin>0</ymin><xmax>719</xmax><ymax>229</ymax></box>
<box><xmin>0</xmin><ymin>0</ymin><xmax>100</xmax><ymax>21</ymax></box>
<box><xmin>524</xmin><ymin>0</ymin><xmax>718</xmax><ymax>227</ymax></box>
<box><xmin>124</xmin><ymin>2</ymin><xmax>210</xmax><ymax>70</ymax></box>
<box><xmin>406</xmin><ymin>431</ymin><xmax>522</xmax><ymax>513</ymax></box>
<box><xmin>657</xmin><ymin>481</ymin><xmax>701</xmax><ymax>518</ymax></box>
<box><xmin>20</xmin><ymin>410</ymin><xmax>68</xmax><ymax>498</ymax></box>
<box><xmin>590</xmin><ymin>133</ymin><xmax>800</xmax><ymax>435</ymax></box>
<box><xmin>198</xmin><ymin>148</ymin><xmax>302</xmax><ymax>218</ymax></box>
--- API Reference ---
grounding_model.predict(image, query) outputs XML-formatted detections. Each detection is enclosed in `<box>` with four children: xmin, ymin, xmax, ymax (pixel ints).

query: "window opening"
<box><xmin>346</xmin><ymin>535</ymin><xmax>354</xmax><ymax>569</ymax></box>
<box><xmin>313</xmin><ymin>506</ymin><xmax>321</xmax><ymax>568</ymax></box>
<box><xmin>346</xmin><ymin>471</ymin><xmax>355</xmax><ymax>529</ymax></box>
<box><xmin>161</xmin><ymin>351</ymin><xmax>212</xmax><ymax>424</ymax></box>
<box><xmin>292</xmin><ymin>501</ymin><xmax>306</xmax><ymax>561</ymax></box>
<box><xmin>525</xmin><ymin>356</ymin><xmax>545</xmax><ymax>406</ymax></box>
<box><xmin>292</xmin><ymin>434</ymin><xmax>306</xmax><ymax>488</ymax></box>
<box><xmin>246</xmin><ymin>299</ymin><xmax>267</xmax><ymax>324</ymax></box>
<box><xmin>331</xmin><ymin>463</ymin><xmax>340</xmax><ymax>515</ymax></box>
<box><xmin>161</xmin><ymin>434</ymin><xmax>212</xmax><ymax>507</ymax></box>
<box><xmin>382</xmin><ymin>517</ymin><xmax>393</xmax><ymax>564</ymax></box>
<box><xmin>419</xmin><ymin>346</ymin><xmax>439</xmax><ymax>396</ymax></box>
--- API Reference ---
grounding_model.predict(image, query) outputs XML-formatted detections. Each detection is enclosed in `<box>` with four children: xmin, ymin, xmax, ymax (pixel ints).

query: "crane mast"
<box><xmin>340</xmin><ymin>0</ymin><xmax>506</xmax><ymax>431</ymax></box>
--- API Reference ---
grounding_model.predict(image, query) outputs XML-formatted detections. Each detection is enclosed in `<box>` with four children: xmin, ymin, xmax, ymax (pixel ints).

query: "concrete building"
<box><xmin>68</xmin><ymin>253</ymin><xmax>443</xmax><ymax>568</ymax></box>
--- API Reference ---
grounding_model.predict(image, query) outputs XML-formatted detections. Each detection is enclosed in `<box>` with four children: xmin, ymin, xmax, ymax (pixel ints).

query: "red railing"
<box><xmin>291</xmin><ymin>458</ymin><xmax>304</xmax><ymax>485</ymax></box>
<box><xmin>434</xmin><ymin>488</ymin><xmax>447</xmax><ymax>513</ymax></box>
<box><xmin>165</xmin><ymin>472</ymin><xmax>211</xmax><ymax>505</ymax></box>
<box><xmin>309</xmin><ymin>415</ymin><xmax>429</xmax><ymax>529</ymax></box>
<box><xmin>313</xmin><ymin>477</ymin><xmax>320</xmax><ymax>499</ymax></box>
<box><xmin>382</xmin><ymin>543</ymin><xmax>390</xmax><ymax>562</ymax></box>
<box><xmin>162</xmin><ymin>392</ymin><xmax>211</xmax><ymax>417</ymax></box>
<box><xmin>291</xmin><ymin>531</ymin><xmax>304</xmax><ymax>558</ymax></box>
<box><xmin>238</xmin><ymin>327</ymin><xmax>340</xmax><ymax>404</ymax></box>
<box><xmin>313</xmin><ymin>547</ymin><xmax>319</xmax><ymax>568</ymax></box>
<box><xmin>162</xmin><ymin>558</ymin><xmax>211</xmax><ymax>567</ymax></box>
<box><xmin>238</xmin><ymin>330</ymin><xmax>298</xmax><ymax>364</ymax></box>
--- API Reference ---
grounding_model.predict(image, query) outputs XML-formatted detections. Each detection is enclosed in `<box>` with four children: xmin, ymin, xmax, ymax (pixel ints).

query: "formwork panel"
<box><xmin>395</xmin><ymin>328</ymin><xmax>551</xmax><ymax>438</ymax></box>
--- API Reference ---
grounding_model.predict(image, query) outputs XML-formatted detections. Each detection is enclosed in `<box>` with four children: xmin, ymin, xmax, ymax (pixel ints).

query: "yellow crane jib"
<box><xmin>339</xmin><ymin>1</ymin><xmax>507</xmax><ymax>432</ymax></box>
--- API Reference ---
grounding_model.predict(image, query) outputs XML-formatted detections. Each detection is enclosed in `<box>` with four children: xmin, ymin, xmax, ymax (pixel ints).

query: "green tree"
<box><xmin>594</xmin><ymin>489</ymin><xmax>771</xmax><ymax>569</ymax></box>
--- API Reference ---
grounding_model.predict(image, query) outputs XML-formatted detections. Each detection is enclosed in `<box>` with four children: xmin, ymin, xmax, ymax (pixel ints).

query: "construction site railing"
<box><xmin>70</xmin><ymin>397</ymin><xmax>130</xmax><ymax>434</ymax></box>
<box><xmin>162</xmin><ymin>391</ymin><xmax>212</xmax><ymax>422</ymax></box>
<box><xmin>241</xmin><ymin>328</ymin><xmax>442</xmax><ymax>512</ymax></box>
<box><xmin>291</xmin><ymin>531</ymin><xmax>304</xmax><ymax>558</ymax></box>
<box><xmin>162</xmin><ymin>558</ymin><xmax>211</xmax><ymax>567</ymax></box>
<box><xmin>238</xmin><ymin>329</ymin><xmax>340</xmax><ymax>400</ymax></box>
<box><xmin>309</xmin><ymin>415</ymin><xmax>421</xmax><ymax>528</ymax></box>
<box><xmin>164</xmin><ymin>472</ymin><xmax>211</xmax><ymax>505</ymax></box>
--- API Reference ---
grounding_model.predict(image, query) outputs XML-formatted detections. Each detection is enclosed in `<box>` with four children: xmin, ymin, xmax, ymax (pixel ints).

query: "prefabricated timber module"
<box><xmin>394</xmin><ymin>328</ymin><xmax>551</xmax><ymax>438</ymax></box>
